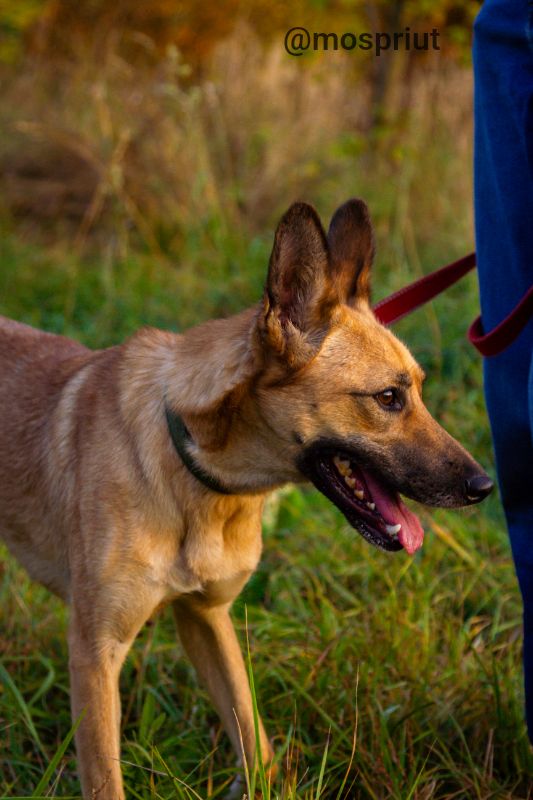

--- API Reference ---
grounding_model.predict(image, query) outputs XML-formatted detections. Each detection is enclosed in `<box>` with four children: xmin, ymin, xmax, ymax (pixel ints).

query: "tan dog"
<box><xmin>0</xmin><ymin>199</ymin><xmax>492</xmax><ymax>798</ymax></box>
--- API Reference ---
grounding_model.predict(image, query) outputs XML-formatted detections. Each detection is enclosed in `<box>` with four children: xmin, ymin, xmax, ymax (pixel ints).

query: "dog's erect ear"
<box><xmin>327</xmin><ymin>198</ymin><xmax>375</xmax><ymax>305</ymax></box>
<box><xmin>265</xmin><ymin>202</ymin><xmax>330</xmax><ymax>329</ymax></box>
<box><xmin>262</xmin><ymin>202</ymin><xmax>333</xmax><ymax>365</ymax></box>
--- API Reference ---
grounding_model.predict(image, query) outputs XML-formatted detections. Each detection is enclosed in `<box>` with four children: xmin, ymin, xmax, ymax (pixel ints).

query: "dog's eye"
<box><xmin>375</xmin><ymin>389</ymin><xmax>402</xmax><ymax>411</ymax></box>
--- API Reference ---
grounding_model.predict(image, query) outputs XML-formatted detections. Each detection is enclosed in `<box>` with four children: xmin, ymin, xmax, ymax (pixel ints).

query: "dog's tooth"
<box><xmin>355</xmin><ymin>489</ymin><xmax>364</xmax><ymax>500</ymax></box>
<box><xmin>334</xmin><ymin>456</ymin><xmax>351</xmax><ymax>476</ymax></box>
<box><xmin>366</xmin><ymin>502</ymin><xmax>376</xmax><ymax>511</ymax></box>
<box><xmin>385</xmin><ymin>523</ymin><xmax>402</xmax><ymax>536</ymax></box>
<box><xmin>345</xmin><ymin>476</ymin><xmax>356</xmax><ymax>488</ymax></box>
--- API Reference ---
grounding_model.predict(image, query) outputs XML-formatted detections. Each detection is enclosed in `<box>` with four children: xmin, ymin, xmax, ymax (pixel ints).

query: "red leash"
<box><xmin>373</xmin><ymin>252</ymin><xmax>533</xmax><ymax>357</ymax></box>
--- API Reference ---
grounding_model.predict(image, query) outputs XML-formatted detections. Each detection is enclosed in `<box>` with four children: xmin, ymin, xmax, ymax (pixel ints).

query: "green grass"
<box><xmin>0</xmin><ymin>110</ymin><xmax>532</xmax><ymax>796</ymax></box>
<box><xmin>1</xmin><ymin>223</ymin><xmax>531</xmax><ymax>799</ymax></box>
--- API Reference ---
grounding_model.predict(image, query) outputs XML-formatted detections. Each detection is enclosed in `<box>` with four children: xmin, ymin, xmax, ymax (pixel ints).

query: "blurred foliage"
<box><xmin>0</xmin><ymin>0</ymin><xmax>43</xmax><ymax>63</ymax></box>
<box><xmin>0</xmin><ymin>0</ymin><xmax>481</xmax><ymax>66</ymax></box>
<box><xmin>0</xmin><ymin>0</ymin><xmax>476</xmax><ymax>250</ymax></box>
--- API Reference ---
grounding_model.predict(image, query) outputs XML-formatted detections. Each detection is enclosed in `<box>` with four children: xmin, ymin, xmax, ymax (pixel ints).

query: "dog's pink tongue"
<box><xmin>364</xmin><ymin>473</ymin><xmax>425</xmax><ymax>555</ymax></box>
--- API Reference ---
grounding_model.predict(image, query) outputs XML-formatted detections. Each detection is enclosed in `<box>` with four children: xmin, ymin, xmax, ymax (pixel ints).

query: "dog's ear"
<box><xmin>261</xmin><ymin>202</ymin><xmax>333</xmax><ymax>365</ymax></box>
<box><xmin>327</xmin><ymin>198</ymin><xmax>374</xmax><ymax>305</ymax></box>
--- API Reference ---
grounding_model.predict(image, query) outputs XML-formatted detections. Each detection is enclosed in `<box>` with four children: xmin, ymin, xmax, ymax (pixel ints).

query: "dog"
<box><xmin>0</xmin><ymin>199</ymin><xmax>493</xmax><ymax>798</ymax></box>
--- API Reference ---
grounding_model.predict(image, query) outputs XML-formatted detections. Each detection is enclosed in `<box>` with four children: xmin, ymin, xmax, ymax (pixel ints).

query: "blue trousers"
<box><xmin>473</xmin><ymin>0</ymin><xmax>533</xmax><ymax>739</ymax></box>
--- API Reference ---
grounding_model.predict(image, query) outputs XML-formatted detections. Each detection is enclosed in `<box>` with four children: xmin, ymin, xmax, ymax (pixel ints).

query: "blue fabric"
<box><xmin>473</xmin><ymin>0</ymin><xmax>533</xmax><ymax>739</ymax></box>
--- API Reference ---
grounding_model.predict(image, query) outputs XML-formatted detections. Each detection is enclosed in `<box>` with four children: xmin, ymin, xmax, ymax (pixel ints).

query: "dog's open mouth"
<box><xmin>298</xmin><ymin>448</ymin><xmax>425</xmax><ymax>554</ymax></box>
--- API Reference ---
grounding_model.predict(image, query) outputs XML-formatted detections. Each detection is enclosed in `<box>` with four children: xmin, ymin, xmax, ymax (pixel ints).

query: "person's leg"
<box><xmin>473</xmin><ymin>0</ymin><xmax>533</xmax><ymax>738</ymax></box>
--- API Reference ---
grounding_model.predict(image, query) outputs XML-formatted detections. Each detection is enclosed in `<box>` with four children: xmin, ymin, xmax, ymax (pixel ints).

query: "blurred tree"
<box><xmin>359</xmin><ymin>0</ymin><xmax>480</xmax><ymax>127</ymax></box>
<box><xmin>24</xmin><ymin>0</ymin><xmax>239</xmax><ymax>68</ymax></box>
<box><xmin>0</xmin><ymin>0</ymin><xmax>44</xmax><ymax>63</ymax></box>
<box><xmin>2</xmin><ymin>0</ymin><xmax>478</xmax><ymax>71</ymax></box>
<box><xmin>21</xmin><ymin>0</ymin><xmax>327</xmax><ymax>69</ymax></box>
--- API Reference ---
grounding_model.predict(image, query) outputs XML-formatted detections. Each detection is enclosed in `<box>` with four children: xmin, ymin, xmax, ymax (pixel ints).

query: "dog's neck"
<box><xmin>121</xmin><ymin>306</ymin><xmax>290</xmax><ymax>496</ymax></box>
<box><xmin>164</xmin><ymin>406</ymin><xmax>234</xmax><ymax>495</ymax></box>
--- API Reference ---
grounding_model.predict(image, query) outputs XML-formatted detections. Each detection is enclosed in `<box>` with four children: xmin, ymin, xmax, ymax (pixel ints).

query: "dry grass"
<box><xmin>0</xmin><ymin>29</ymin><xmax>472</xmax><ymax>258</ymax></box>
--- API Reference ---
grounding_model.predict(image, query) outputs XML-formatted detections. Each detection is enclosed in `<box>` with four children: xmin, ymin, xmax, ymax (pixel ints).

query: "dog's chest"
<box><xmin>142</xmin><ymin>498</ymin><xmax>265</xmax><ymax>604</ymax></box>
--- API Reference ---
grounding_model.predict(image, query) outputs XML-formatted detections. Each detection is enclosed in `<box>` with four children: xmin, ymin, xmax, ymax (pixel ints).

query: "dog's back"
<box><xmin>0</xmin><ymin>316</ymin><xmax>93</xmax><ymax>596</ymax></box>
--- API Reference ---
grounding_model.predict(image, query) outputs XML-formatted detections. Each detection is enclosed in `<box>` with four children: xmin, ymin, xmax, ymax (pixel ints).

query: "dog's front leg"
<box><xmin>173</xmin><ymin>597</ymin><xmax>275</xmax><ymax>781</ymax></box>
<box><xmin>68</xmin><ymin>607</ymin><xmax>133</xmax><ymax>800</ymax></box>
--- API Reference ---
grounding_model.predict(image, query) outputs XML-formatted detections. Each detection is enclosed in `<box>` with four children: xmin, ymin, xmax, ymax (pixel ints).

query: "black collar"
<box><xmin>165</xmin><ymin>406</ymin><xmax>234</xmax><ymax>495</ymax></box>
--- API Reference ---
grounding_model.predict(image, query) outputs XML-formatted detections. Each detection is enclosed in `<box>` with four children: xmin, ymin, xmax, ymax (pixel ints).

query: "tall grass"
<box><xmin>1</xmin><ymin>30</ymin><xmax>532</xmax><ymax>800</ymax></box>
<box><xmin>1</xmin><ymin>31</ymin><xmax>470</xmax><ymax>254</ymax></box>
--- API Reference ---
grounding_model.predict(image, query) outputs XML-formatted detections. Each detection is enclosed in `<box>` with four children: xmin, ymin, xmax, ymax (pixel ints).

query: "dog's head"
<box><xmin>178</xmin><ymin>199</ymin><xmax>493</xmax><ymax>555</ymax></box>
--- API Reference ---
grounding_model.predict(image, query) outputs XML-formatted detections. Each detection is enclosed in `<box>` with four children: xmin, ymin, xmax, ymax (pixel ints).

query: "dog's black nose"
<box><xmin>465</xmin><ymin>474</ymin><xmax>494</xmax><ymax>503</ymax></box>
